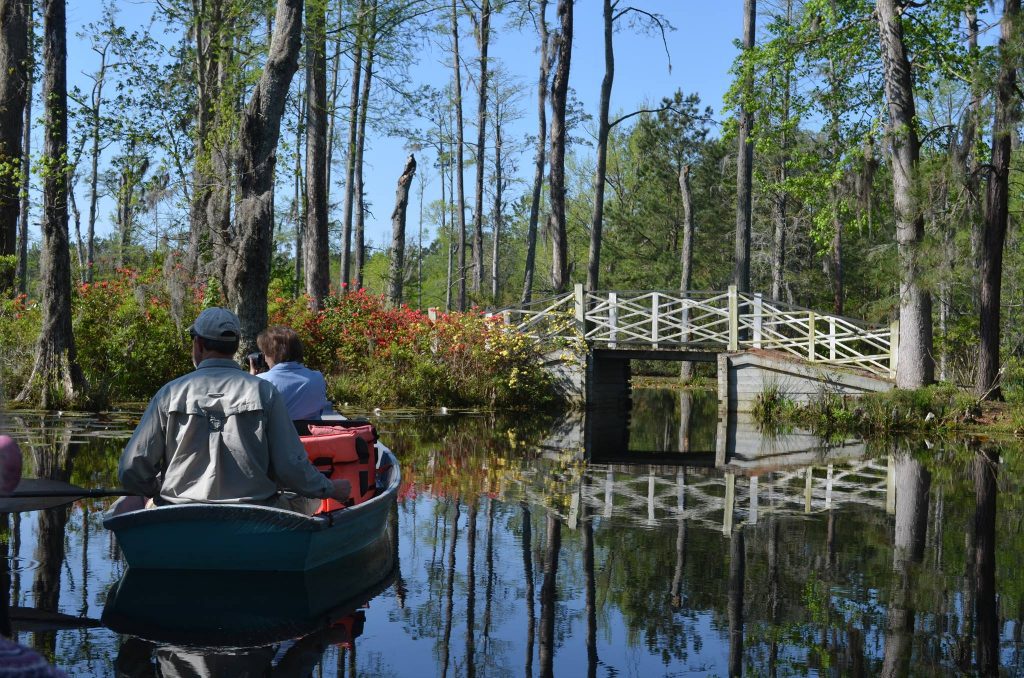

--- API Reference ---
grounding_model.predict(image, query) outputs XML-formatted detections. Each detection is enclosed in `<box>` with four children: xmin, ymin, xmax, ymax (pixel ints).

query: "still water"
<box><xmin>0</xmin><ymin>388</ymin><xmax>1022</xmax><ymax>676</ymax></box>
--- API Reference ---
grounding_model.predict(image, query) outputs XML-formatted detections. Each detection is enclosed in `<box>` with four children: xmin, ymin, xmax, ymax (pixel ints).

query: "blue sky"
<box><xmin>59</xmin><ymin>1</ymin><xmax>746</xmax><ymax>252</ymax></box>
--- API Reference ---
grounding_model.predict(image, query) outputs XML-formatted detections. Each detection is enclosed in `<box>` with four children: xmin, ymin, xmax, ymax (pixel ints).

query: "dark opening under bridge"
<box><xmin>497</xmin><ymin>285</ymin><xmax>897</xmax><ymax>410</ymax></box>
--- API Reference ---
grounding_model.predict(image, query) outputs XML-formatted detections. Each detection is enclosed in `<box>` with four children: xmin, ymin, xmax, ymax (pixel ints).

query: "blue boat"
<box><xmin>102</xmin><ymin>447</ymin><xmax>400</xmax><ymax>572</ymax></box>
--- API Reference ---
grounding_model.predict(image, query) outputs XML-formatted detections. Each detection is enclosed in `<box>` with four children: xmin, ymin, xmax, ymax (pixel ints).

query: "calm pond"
<box><xmin>0</xmin><ymin>387</ymin><xmax>1022</xmax><ymax>676</ymax></box>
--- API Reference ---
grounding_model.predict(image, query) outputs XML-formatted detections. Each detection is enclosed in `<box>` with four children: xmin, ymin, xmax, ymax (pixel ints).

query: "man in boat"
<box><xmin>248</xmin><ymin>325</ymin><xmax>336</xmax><ymax>420</ymax></box>
<box><xmin>118</xmin><ymin>307</ymin><xmax>350</xmax><ymax>512</ymax></box>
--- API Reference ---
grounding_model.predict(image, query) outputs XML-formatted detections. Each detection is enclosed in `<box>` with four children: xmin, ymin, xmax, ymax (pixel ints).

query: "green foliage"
<box><xmin>72</xmin><ymin>266</ymin><xmax>200</xmax><ymax>405</ymax></box>
<box><xmin>751</xmin><ymin>381</ymin><xmax>800</xmax><ymax>430</ymax></box>
<box><xmin>0</xmin><ymin>293</ymin><xmax>41</xmax><ymax>403</ymax></box>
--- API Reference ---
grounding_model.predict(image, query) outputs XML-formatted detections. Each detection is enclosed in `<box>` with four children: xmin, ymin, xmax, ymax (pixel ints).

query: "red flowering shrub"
<box><xmin>2</xmin><ymin>270</ymin><xmax>557</xmax><ymax>410</ymax></box>
<box><xmin>267</xmin><ymin>282</ymin><xmax>555</xmax><ymax>409</ymax></box>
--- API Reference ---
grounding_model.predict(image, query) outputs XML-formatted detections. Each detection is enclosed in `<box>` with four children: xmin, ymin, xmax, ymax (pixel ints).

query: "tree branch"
<box><xmin>613</xmin><ymin>7</ymin><xmax>672</xmax><ymax>74</ymax></box>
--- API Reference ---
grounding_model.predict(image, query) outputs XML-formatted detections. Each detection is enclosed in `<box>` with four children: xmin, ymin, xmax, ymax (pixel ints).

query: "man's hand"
<box><xmin>329</xmin><ymin>478</ymin><xmax>352</xmax><ymax>502</ymax></box>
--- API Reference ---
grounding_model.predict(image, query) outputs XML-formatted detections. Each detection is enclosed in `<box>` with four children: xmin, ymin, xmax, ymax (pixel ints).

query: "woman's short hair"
<box><xmin>257</xmin><ymin>326</ymin><xmax>304</xmax><ymax>364</ymax></box>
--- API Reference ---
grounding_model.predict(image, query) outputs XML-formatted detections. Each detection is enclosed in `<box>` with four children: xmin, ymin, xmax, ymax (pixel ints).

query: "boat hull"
<box><xmin>102</xmin><ymin>450</ymin><xmax>400</xmax><ymax>572</ymax></box>
<box><xmin>102</xmin><ymin>533</ymin><xmax>396</xmax><ymax>647</ymax></box>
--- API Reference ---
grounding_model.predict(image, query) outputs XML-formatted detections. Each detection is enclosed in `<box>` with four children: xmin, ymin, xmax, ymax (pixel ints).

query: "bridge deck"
<box><xmin>503</xmin><ymin>285</ymin><xmax>897</xmax><ymax>378</ymax></box>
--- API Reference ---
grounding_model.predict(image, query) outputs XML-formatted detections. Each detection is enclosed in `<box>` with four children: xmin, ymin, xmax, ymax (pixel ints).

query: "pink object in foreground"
<box><xmin>0</xmin><ymin>636</ymin><xmax>68</xmax><ymax>677</ymax></box>
<box><xmin>0</xmin><ymin>435</ymin><xmax>24</xmax><ymax>494</ymax></box>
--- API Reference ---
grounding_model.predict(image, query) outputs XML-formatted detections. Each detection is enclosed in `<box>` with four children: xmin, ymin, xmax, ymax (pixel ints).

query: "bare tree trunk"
<box><xmin>85</xmin><ymin>46</ymin><xmax>108</xmax><ymax>284</ymax></box>
<box><xmin>521</xmin><ymin>0</ymin><xmax>550</xmax><ymax>306</ymax></box>
<box><xmin>679</xmin><ymin>164</ymin><xmax>694</xmax><ymax>382</ymax></box>
<box><xmin>770</xmin><ymin>189</ymin><xmax>786</xmax><ymax>301</ymax></box>
<box><xmin>585</xmin><ymin>0</ymin><xmax>614</xmax><ymax>292</ymax></box>
<box><xmin>734</xmin><ymin>0</ymin><xmax>755</xmax><ymax>293</ymax></box>
<box><xmin>961</xmin><ymin>7</ymin><xmax>984</xmax><ymax>298</ymax></box>
<box><xmin>876</xmin><ymin>0</ymin><xmax>934</xmax><ymax>388</ymax></box>
<box><xmin>208</xmin><ymin>27</ymin><xmax>235</xmax><ymax>289</ymax></box>
<box><xmin>387</xmin><ymin>154</ymin><xmax>416</xmax><ymax>306</ymax></box>
<box><xmin>441</xmin><ymin>145</ymin><xmax>452</xmax><ymax>312</ymax></box>
<box><xmin>975</xmin><ymin>0</ymin><xmax>1018</xmax><ymax>399</ymax></box>
<box><xmin>304</xmin><ymin>0</ymin><xmax>329</xmax><ymax>309</ymax></box>
<box><xmin>18</xmin><ymin>0</ymin><xmax>86</xmax><ymax>408</ymax></box>
<box><xmin>340</xmin><ymin>0</ymin><xmax>364</xmax><ymax>289</ymax></box>
<box><xmin>293</xmin><ymin>92</ymin><xmax>305</xmax><ymax>296</ymax></box>
<box><xmin>491</xmin><ymin>115</ymin><xmax>503</xmax><ymax>300</ymax></box>
<box><xmin>770</xmin><ymin>0</ymin><xmax>792</xmax><ymax>302</ymax></box>
<box><xmin>0</xmin><ymin>0</ymin><xmax>30</xmax><ymax>293</ymax></box>
<box><xmin>115</xmin><ymin>148</ymin><xmax>147</xmax><ymax>270</ymax></box>
<box><xmin>186</xmin><ymin>0</ymin><xmax>226</xmax><ymax>275</ymax></box>
<box><xmin>17</xmin><ymin>35</ymin><xmax>32</xmax><ymax>296</ymax></box>
<box><xmin>325</xmin><ymin>0</ymin><xmax>343</xmax><ymax>190</ymax></box>
<box><xmin>548</xmin><ymin>0</ymin><xmax>572</xmax><ymax>294</ymax></box>
<box><xmin>226</xmin><ymin>0</ymin><xmax>303</xmax><ymax>355</ymax></box>
<box><xmin>831</xmin><ymin>211</ymin><xmax>843</xmax><ymax>315</ymax></box>
<box><xmin>471</xmin><ymin>0</ymin><xmax>490</xmax><ymax>294</ymax></box>
<box><xmin>452</xmin><ymin>0</ymin><xmax>467</xmax><ymax>310</ymax></box>
<box><xmin>69</xmin><ymin>178</ymin><xmax>85</xmax><ymax>282</ymax></box>
<box><xmin>353</xmin><ymin>0</ymin><xmax>376</xmax><ymax>290</ymax></box>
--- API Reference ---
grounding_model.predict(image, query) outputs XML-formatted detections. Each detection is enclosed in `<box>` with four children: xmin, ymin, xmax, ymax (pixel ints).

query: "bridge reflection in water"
<box><xmin>538</xmin><ymin>388</ymin><xmax>895</xmax><ymax>536</ymax></box>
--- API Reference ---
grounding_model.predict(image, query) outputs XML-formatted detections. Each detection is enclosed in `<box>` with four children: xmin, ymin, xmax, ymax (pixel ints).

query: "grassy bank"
<box><xmin>752</xmin><ymin>382</ymin><xmax>1023</xmax><ymax>439</ymax></box>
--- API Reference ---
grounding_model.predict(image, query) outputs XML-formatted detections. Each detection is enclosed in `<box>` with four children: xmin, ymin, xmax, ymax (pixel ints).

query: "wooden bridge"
<box><xmin>505</xmin><ymin>285</ymin><xmax>896</xmax><ymax>376</ymax></box>
<box><xmin>498</xmin><ymin>285</ymin><xmax>897</xmax><ymax>408</ymax></box>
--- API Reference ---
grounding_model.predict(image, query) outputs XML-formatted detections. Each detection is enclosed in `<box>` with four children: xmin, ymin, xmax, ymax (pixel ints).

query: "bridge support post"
<box><xmin>807</xmin><ymin>312</ymin><xmax>816</xmax><ymax>361</ymax></box>
<box><xmin>608</xmin><ymin>292</ymin><xmax>618</xmax><ymax>349</ymax></box>
<box><xmin>752</xmin><ymin>293</ymin><xmax>762</xmax><ymax>348</ymax></box>
<box><xmin>651</xmin><ymin>293</ymin><xmax>660</xmax><ymax>349</ymax></box>
<box><xmin>828</xmin><ymin>318</ymin><xmax>837</xmax><ymax>361</ymax></box>
<box><xmin>728</xmin><ymin>285</ymin><xmax>739</xmax><ymax>351</ymax></box>
<box><xmin>889</xmin><ymin>318</ymin><xmax>899</xmax><ymax>379</ymax></box>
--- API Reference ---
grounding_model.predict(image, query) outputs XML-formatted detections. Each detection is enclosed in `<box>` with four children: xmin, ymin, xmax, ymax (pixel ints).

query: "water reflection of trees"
<box><xmin>391</xmin><ymin>413</ymin><xmax>1024</xmax><ymax>675</ymax></box>
<box><xmin>8</xmin><ymin>411</ymin><xmax>1024</xmax><ymax>675</ymax></box>
<box><xmin>0</xmin><ymin>414</ymin><xmax>127</xmax><ymax>671</ymax></box>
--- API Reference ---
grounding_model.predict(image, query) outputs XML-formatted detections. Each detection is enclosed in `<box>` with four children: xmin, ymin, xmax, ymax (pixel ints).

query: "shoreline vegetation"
<box><xmin>632</xmin><ymin>374</ymin><xmax>1024</xmax><ymax>440</ymax></box>
<box><xmin>0</xmin><ymin>266</ymin><xmax>563</xmax><ymax>412</ymax></box>
<box><xmin>751</xmin><ymin>382</ymin><xmax>1024</xmax><ymax>441</ymax></box>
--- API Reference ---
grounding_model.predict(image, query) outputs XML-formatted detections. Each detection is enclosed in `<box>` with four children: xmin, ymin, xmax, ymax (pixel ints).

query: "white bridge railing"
<box><xmin>501</xmin><ymin>285</ymin><xmax>897</xmax><ymax>378</ymax></box>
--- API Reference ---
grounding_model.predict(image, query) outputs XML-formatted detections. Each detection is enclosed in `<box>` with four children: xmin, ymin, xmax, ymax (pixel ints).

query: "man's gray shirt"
<box><xmin>119</xmin><ymin>358</ymin><xmax>334</xmax><ymax>504</ymax></box>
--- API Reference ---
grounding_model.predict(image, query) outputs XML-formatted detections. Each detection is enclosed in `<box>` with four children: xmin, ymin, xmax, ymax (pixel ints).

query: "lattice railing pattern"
<box><xmin>544</xmin><ymin>458</ymin><xmax>894</xmax><ymax>533</ymax></box>
<box><xmin>499</xmin><ymin>285</ymin><xmax>896</xmax><ymax>378</ymax></box>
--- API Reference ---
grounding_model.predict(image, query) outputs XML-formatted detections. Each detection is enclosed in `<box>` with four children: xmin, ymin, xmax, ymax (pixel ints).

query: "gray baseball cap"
<box><xmin>189</xmin><ymin>307</ymin><xmax>241</xmax><ymax>341</ymax></box>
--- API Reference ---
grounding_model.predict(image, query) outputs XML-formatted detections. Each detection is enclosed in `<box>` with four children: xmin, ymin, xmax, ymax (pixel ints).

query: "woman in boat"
<box><xmin>249</xmin><ymin>325</ymin><xmax>338</xmax><ymax>421</ymax></box>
